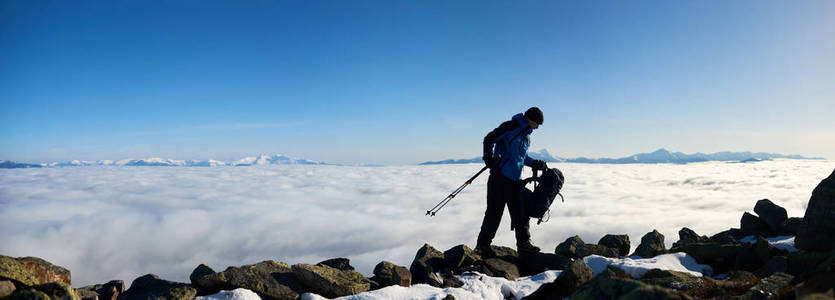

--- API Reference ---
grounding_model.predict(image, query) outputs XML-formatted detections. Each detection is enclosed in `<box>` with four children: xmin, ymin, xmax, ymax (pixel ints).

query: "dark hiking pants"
<box><xmin>477</xmin><ymin>171</ymin><xmax>531</xmax><ymax>247</ymax></box>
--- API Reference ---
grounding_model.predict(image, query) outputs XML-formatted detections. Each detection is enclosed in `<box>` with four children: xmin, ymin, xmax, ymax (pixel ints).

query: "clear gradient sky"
<box><xmin>2</xmin><ymin>1</ymin><xmax>834</xmax><ymax>165</ymax></box>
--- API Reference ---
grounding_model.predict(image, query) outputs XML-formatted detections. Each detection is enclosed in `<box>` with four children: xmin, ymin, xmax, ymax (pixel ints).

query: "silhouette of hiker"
<box><xmin>477</xmin><ymin>107</ymin><xmax>547</xmax><ymax>255</ymax></box>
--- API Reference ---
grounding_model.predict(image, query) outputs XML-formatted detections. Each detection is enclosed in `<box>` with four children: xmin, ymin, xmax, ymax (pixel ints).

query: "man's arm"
<box><xmin>483</xmin><ymin>120</ymin><xmax>517</xmax><ymax>160</ymax></box>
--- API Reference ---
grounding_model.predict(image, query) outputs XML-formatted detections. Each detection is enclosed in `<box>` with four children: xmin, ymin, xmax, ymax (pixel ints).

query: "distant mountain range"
<box><xmin>419</xmin><ymin>148</ymin><xmax>825</xmax><ymax>165</ymax></box>
<box><xmin>0</xmin><ymin>154</ymin><xmax>329</xmax><ymax>169</ymax></box>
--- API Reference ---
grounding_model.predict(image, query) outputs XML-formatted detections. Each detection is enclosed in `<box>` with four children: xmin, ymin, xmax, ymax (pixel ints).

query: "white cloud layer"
<box><xmin>0</xmin><ymin>160</ymin><xmax>832</xmax><ymax>287</ymax></box>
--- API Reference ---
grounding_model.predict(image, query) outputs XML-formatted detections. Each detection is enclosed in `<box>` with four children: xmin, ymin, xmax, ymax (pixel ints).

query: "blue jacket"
<box><xmin>483</xmin><ymin>113</ymin><xmax>535</xmax><ymax>181</ymax></box>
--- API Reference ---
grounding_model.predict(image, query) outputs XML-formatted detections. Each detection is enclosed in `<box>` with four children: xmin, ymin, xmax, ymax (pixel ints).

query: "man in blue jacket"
<box><xmin>477</xmin><ymin>107</ymin><xmax>548</xmax><ymax>255</ymax></box>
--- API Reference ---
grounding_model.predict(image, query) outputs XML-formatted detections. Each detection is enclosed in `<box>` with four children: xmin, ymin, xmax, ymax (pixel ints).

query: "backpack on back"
<box><xmin>521</xmin><ymin>167</ymin><xmax>564</xmax><ymax>221</ymax></box>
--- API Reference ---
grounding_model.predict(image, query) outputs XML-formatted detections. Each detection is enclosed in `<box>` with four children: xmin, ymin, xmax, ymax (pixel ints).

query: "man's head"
<box><xmin>524</xmin><ymin>107</ymin><xmax>543</xmax><ymax>129</ymax></box>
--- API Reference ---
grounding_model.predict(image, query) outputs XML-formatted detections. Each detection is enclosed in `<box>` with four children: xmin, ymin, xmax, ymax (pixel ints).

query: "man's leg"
<box><xmin>507</xmin><ymin>181</ymin><xmax>538</xmax><ymax>253</ymax></box>
<box><xmin>476</xmin><ymin>173</ymin><xmax>505</xmax><ymax>249</ymax></box>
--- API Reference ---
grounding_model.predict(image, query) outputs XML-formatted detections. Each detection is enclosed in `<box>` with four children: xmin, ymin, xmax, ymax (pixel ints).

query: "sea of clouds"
<box><xmin>0</xmin><ymin>159</ymin><xmax>832</xmax><ymax>287</ymax></box>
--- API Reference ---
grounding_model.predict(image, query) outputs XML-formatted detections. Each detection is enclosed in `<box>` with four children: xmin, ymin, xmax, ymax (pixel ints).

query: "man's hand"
<box><xmin>531</xmin><ymin>159</ymin><xmax>548</xmax><ymax>171</ymax></box>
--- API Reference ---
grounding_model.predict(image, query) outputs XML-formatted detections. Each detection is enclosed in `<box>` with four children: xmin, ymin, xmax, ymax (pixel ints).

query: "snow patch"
<box><xmin>739</xmin><ymin>235</ymin><xmax>799</xmax><ymax>253</ymax></box>
<box><xmin>301</xmin><ymin>271</ymin><xmax>561</xmax><ymax>300</ymax></box>
<box><xmin>583</xmin><ymin>253</ymin><xmax>713</xmax><ymax>278</ymax></box>
<box><xmin>195</xmin><ymin>288</ymin><xmax>261</xmax><ymax>300</ymax></box>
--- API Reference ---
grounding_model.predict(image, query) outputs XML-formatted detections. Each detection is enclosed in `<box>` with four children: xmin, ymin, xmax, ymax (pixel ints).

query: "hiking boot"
<box><xmin>475</xmin><ymin>244</ymin><xmax>496</xmax><ymax>257</ymax></box>
<box><xmin>517</xmin><ymin>240</ymin><xmax>541</xmax><ymax>254</ymax></box>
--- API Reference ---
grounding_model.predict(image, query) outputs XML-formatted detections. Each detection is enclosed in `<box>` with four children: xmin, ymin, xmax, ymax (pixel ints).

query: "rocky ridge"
<box><xmin>2</xmin><ymin>169</ymin><xmax>835</xmax><ymax>299</ymax></box>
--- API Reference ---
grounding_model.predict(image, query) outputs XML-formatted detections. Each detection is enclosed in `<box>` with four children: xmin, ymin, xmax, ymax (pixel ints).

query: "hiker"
<box><xmin>477</xmin><ymin>107</ymin><xmax>548</xmax><ymax>255</ymax></box>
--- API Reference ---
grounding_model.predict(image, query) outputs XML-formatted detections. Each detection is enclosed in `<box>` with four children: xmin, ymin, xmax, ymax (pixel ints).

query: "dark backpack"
<box><xmin>521</xmin><ymin>167</ymin><xmax>564</xmax><ymax>220</ymax></box>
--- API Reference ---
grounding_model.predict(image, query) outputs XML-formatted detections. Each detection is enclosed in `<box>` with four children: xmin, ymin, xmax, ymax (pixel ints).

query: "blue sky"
<box><xmin>1</xmin><ymin>1</ymin><xmax>833</xmax><ymax>165</ymax></box>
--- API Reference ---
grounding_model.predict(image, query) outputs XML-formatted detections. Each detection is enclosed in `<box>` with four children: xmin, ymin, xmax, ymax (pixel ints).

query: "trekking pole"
<box><xmin>426</xmin><ymin>165</ymin><xmax>489</xmax><ymax>216</ymax></box>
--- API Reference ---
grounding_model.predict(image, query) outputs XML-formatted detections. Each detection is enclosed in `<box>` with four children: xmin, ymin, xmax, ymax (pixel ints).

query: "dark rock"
<box><xmin>599</xmin><ymin>234</ymin><xmax>631</xmax><ymax>257</ymax></box>
<box><xmin>441</xmin><ymin>276</ymin><xmax>463</xmax><ymax>288</ymax></box>
<box><xmin>75</xmin><ymin>287</ymin><xmax>98</xmax><ymax>300</ymax></box>
<box><xmin>632</xmin><ymin>230</ymin><xmax>666</xmax><ymax>258</ymax></box>
<box><xmin>785</xmin><ymin>217</ymin><xmax>804</xmax><ymax>235</ymax></box>
<box><xmin>754</xmin><ymin>199</ymin><xmax>789</xmax><ymax>235</ymax></box>
<box><xmin>555</xmin><ymin>236</ymin><xmax>585</xmax><ymax>258</ymax></box>
<box><xmin>708</xmin><ymin>228</ymin><xmax>745</xmax><ymax>244</ymax></box>
<box><xmin>15</xmin><ymin>257</ymin><xmax>71</xmax><ymax>286</ymax></box>
<box><xmin>739</xmin><ymin>272</ymin><xmax>793</xmax><ymax>300</ymax></box>
<box><xmin>457</xmin><ymin>265</ymin><xmax>493</xmax><ymax>277</ymax></box>
<box><xmin>443</xmin><ymin>245</ymin><xmax>481</xmax><ymax>270</ymax></box>
<box><xmin>1</xmin><ymin>280</ymin><xmax>15</xmax><ymax>298</ymax></box>
<box><xmin>77</xmin><ymin>280</ymin><xmax>124</xmax><ymax>300</ymax></box>
<box><xmin>6</xmin><ymin>282</ymin><xmax>78</xmax><ymax>300</ymax></box>
<box><xmin>483</xmin><ymin>258</ymin><xmax>520</xmax><ymax>281</ymax></box>
<box><xmin>518</xmin><ymin>252</ymin><xmax>571</xmax><ymax>276</ymax></box>
<box><xmin>734</xmin><ymin>236</ymin><xmax>773</xmax><ymax>271</ymax></box>
<box><xmin>754</xmin><ymin>256</ymin><xmax>788</xmax><ymax>278</ymax></box>
<box><xmin>442</xmin><ymin>295</ymin><xmax>455</xmax><ymax>300</ymax></box>
<box><xmin>188</xmin><ymin>264</ymin><xmax>217</xmax><ymax>295</ymax></box>
<box><xmin>189</xmin><ymin>261</ymin><xmax>303</xmax><ymax>300</ymax></box>
<box><xmin>671</xmin><ymin>242</ymin><xmax>743</xmax><ymax>274</ymax></box>
<box><xmin>371</xmin><ymin>261</ymin><xmax>410</xmax><ymax>288</ymax></box>
<box><xmin>567</xmin><ymin>269</ymin><xmax>693</xmax><ymax>300</ymax></box>
<box><xmin>741</xmin><ymin>212</ymin><xmax>773</xmax><ymax>237</ymax></box>
<box><xmin>524</xmin><ymin>260</ymin><xmax>593</xmax><ymax>300</ymax></box>
<box><xmin>291</xmin><ymin>264</ymin><xmax>371</xmax><ymax>298</ymax></box>
<box><xmin>0</xmin><ymin>255</ymin><xmax>39</xmax><ymax>287</ymax></box>
<box><xmin>409</xmin><ymin>244</ymin><xmax>445</xmax><ymax>287</ymax></box>
<box><xmin>795</xmin><ymin>270</ymin><xmax>835</xmax><ymax>299</ymax></box>
<box><xmin>787</xmin><ymin>250</ymin><xmax>833</xmax><ymax>276</ymax></box>
<box><xmin>796</xmin><ymin>169</ymin><xmax>835</xmax><ymax>251</ymax></box>
<box><xmin>639</xmin><ymin>269</ymin><xmax>704</xmax><ymax>291</ymax></box>
<box><xmin>317</xmin><ymin>258</ymin><xmax>354</xmax><ymax>271</ymax></box>
<box><xmin>119</xmin><ymin>274</ymin><xmax>194</xmax><ymax>300</ymax></box>
<box><xmin>672</xmin><ymin>228</ymin><xmax>708</xmax><ymax>249</ymax></box>
<box><xmin>555</xmin><ymin>236</ymin><xmax>619</xmax><ymax>259</ymax></box>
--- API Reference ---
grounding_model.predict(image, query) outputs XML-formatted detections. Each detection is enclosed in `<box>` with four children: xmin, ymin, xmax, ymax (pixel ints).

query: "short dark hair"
<box><xmin>524</xmin><ymin>107</ymin><xmax>543</xmax><ymax>125</ymax></box>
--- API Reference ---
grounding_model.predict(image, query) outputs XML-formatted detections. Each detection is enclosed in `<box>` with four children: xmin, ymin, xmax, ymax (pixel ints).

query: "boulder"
<box><xmin>5</xmin><ymin>282</ymin><xmax>78</xmax><ymax>300</ymax></box>
<box><xmin>555</xmin><ymin>236</ymin><xmax>585</xmax><ymax>258</ymax></box>
<box><xmin>671</xmin><ymin>242</ymin><xmax>743</xmax><ymax>274</ymax></box>
<box><xmin>518</xmin><ymin>252</ymin><xmax>571</xmax><ymax>276</ymax></box>
<box><xmin>672</xmin><ymin>227</ymin><xmax>708</xmax><ymax>249</ymax></box>
<box><xmin>754</xmin><ymin>199</ymin><xmax>789</xmax><ymax>235</ymax></box>
<box><xmin>785</xmin><ymin>217</ymin><xmax>804</xmax><ymax>235</ymax></box>
<box><xmin>754</xmin><ymin>256</ymin><xmax>788</xmax><ymax>278</ymax></box>
<box><xmin>1</xmin><ymin>280</ymin><xmax>16</xmax><ymax>298</ymax></box>
<box><xmin>796</xmin><ymin>169</ymin><xmax>835</xmax><ymax>251</ymax></box>
<box><xmin>443</xmin><ymin>245</ymin><xmax>481</xmax><ymax>270</ymax></box>
<box><xmin>734</xmin><ymin>236</ymin><xmax>772</xmax><ymax>271</ymax></box>
<box><xmin>189</xmin><ymin>261</ymin><xmax>303</xmax><ymax>300</ymax></box>
<box><xmin>787</xmin><ymin>250</ymin><xmax>834</xmax><ymax>276</ymax></box>
<box><xmin>371</xmin><ymin>261</ymin><xmax>410</xmax><ymax>288</ymax></box>
<box><xmin>632</xmin><ymin>230</ymin><xmax>666</xmax><ymax>258</ymax></box>
<box><xmin>0</xmin><ymin>256</ymin><xmax>39</xmax><ymax>287</ymax></box>
<box><xmin>638</xmin><ymin>269</ymin><xmax>704</xmax><ymax>291</ymax></box>
<box><xmin>409</xmin><ymin>244</ymin><xmax>445</xmax><ymax>287</ymax></box>
<box><xmin>76</xmin><ymin>280</ymin><xmax>124</xmax><ymax>300</ymax></box>
<box><xmin>599</xmin><ymin>234</ymin><xmax>631</xmax><ymax>257</ymax></box>
<box><xmin>738</xmin><ymin>272</ymin><xmax>793</xmax><ymax>299</ymax></box>
<box><xmin>119</xmin><ymin>274</ymin><xmax>195</xmax><ymax>300</ymax></box>
<box><xmin>795</xmin><ymin>270</ymin><xmax>835</xmax><ymax>299</ymax></box>
<box><xmin>555</xmin><ymin>236</ymin><xmax>619</xmax><ymax>259</ymax></box>
<box><xmin>15</xmin><ymin>257</ymin><xmax>71</xmax><ymax>286</ymax></box>
<box><xmin>483</xmin><ymin>258</ymin><xmax>520</xmax><ymax>281</ymax></box>
<box><xmin>291</xmin><ymin>264</ymin><xmax>371</xmax><ymax>298</ymax></box>
<box><xmin>188</xmin><ymin>264</ymin><xmax>217</xmax><ymax>295</ymax></box>
<box><xmin>524</xmin><ymin>260</ymin><xmax>593</xmax><ymax>300</ymax></box>
<box><xmin>317</xmin><ymin>258</ymin><xmax>354</xmax><ymax>271</ymax></box>
<box><xmin>740</xmin><ymin>212</ymin><xmax>773</xmax><ymax>237</ymax></box>
<box><xmin>567</xmin><ymin>269</ymin><xmax>693</xmax><ymax>300</ymax></box>
<box><xmin>708</xmin><ymin>228</ymin><xmax>745</xmax><ymax>244</ymax></box>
